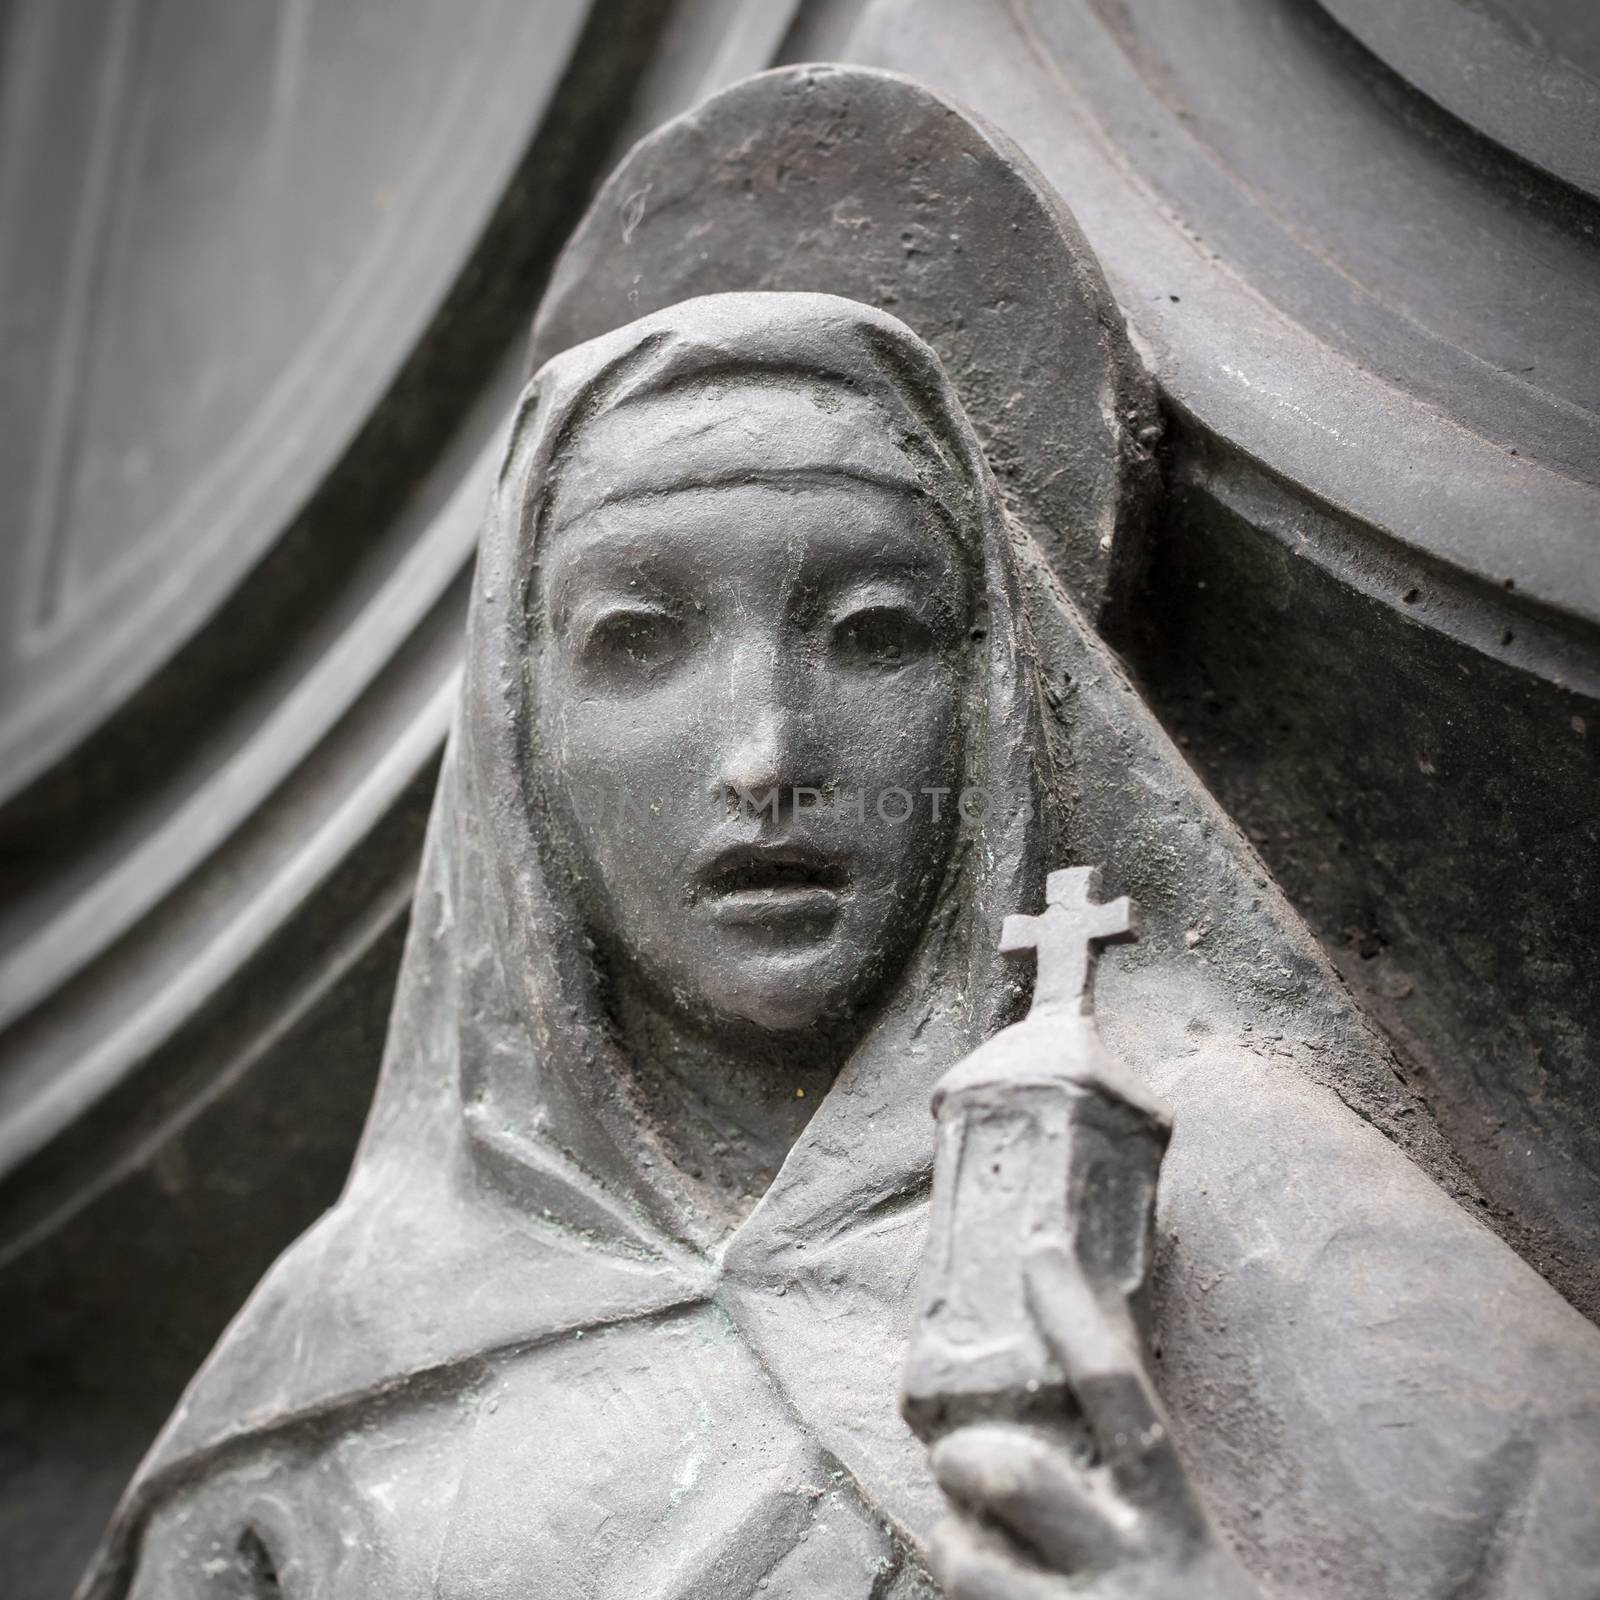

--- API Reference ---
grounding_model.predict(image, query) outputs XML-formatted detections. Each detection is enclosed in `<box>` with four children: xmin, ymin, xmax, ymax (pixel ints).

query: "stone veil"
<box><xmin>80</xmin><ymin>292</ymin><xmax>1600</xmax><ymax>1599</ymax></box>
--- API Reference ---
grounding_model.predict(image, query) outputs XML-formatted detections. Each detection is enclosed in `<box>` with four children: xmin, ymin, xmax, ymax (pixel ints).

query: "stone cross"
<box><xmin>999</xmin><ymin>866</ymin><xmax>1137</xmax><ymax>1016</ymax></box>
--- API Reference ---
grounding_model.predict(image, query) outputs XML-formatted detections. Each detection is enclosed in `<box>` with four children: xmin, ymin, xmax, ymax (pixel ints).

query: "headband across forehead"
<box><xmin>541</xmin><ymin>375</ymin><xmax>964</xmax><ymax>537</ymax></box>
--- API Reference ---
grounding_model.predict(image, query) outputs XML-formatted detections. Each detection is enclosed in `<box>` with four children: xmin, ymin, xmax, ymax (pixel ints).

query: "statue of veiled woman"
<box><xmin>79</xmin><ymin>287</ymin><xmax>1600</xmax><ymax>1600</ymax></box>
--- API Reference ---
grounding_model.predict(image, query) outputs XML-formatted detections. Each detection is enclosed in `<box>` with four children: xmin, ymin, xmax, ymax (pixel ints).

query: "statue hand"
<box><xmin>926</xmin><ymin>1244</ymin><xmax>1266</xmax><ymax>1600</ymax></box>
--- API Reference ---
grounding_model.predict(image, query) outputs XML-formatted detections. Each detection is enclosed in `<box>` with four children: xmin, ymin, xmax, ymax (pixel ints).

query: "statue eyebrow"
<box><xmin>536</xmin><ymin>535</ymin><xmax>681</xmax><ymax>634</ymax></box>
<box><xmin>799</xmin><ymin>564</ymin><xmax>968</xmax><ymax>635</ymax></box>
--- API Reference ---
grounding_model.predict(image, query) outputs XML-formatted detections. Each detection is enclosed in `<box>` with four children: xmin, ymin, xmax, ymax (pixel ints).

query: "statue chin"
<box><xmin>700</xmin><ymin>972</ymin><xmax>851</xmax><ymax>1039</ymax></box>
<box><xmin>615</xmin><ymin>928</ymin><xmax>897</xmax><ymax>1048</ymax></box>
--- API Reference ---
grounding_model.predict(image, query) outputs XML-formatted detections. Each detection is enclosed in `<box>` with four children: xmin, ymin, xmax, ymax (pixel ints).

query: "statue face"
<box><xmin>533</xmin><ymin>478</ymin><xmax>970</xmax><ymax>1035</ymax></box>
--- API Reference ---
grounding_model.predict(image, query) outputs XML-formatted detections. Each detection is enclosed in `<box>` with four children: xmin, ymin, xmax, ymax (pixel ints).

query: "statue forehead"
<box><xmin>536</xmin><ymin>477</ymin><xmax>957</xmax><ymax>596</ymax></box>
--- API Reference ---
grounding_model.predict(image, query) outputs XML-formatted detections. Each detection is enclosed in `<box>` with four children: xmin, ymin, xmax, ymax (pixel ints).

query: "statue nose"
<box><xmin>715</xmin><ymin>645</ymin><xmax>824</xmax><ymax>812</ymax></box>
<box><xmin>721</xmin><ymin>709</ymin><xmax>789</xmax><ymax>799</ymax></box>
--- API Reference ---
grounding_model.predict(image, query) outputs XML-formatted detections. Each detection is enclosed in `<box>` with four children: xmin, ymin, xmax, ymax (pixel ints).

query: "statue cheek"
<box><xmin>547</xmin><ymin>674</ymin><xmax>712</xmax><ymax>799</ymax></box>
<box><xmin>834</xmin><ymin>670</ymin><xmax>962</xmax><ymax>799</ymax></box>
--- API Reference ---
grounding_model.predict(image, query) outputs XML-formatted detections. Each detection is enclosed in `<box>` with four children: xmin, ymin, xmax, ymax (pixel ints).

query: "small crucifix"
<box><xmin>1000</xmin><ymin>866</ymin><xmax>1137</xmax><ymax>1017</ymax></box>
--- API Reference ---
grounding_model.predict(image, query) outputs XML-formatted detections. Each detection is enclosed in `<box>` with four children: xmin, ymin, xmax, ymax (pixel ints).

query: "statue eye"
<box><xmin>229</xmin><ymin>1524</ymin><xmax>283</xmax><ymax>1597</ymax></box>
<box><xmin>582</xmin><ymin>607</ymin><xmax>680</xmax><ymax>674</ymax></box>
<box><xmin>833</xmin><ymin>606</ymin><xmax>932</xmax><ymax>669</ymax></box>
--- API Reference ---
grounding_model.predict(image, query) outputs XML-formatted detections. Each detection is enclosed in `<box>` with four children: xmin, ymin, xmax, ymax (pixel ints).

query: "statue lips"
<box><xmin>691</xmin><ymin>839</ymin><xmax>850</xmax><ymax>930</ymax></box>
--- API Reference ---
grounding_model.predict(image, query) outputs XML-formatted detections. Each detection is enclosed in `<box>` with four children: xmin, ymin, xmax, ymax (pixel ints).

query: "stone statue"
<box><xmin>78</xmin><ymin>72</ymin><xmax>1600</xmax><ymax>1600</ymax></box>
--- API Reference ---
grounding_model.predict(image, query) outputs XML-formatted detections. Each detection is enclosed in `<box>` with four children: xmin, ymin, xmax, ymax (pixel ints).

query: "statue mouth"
<box><xmin>694</xmin><ymin>843</ymin><xmax>850</xmax><ymax>926</ymax></box>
